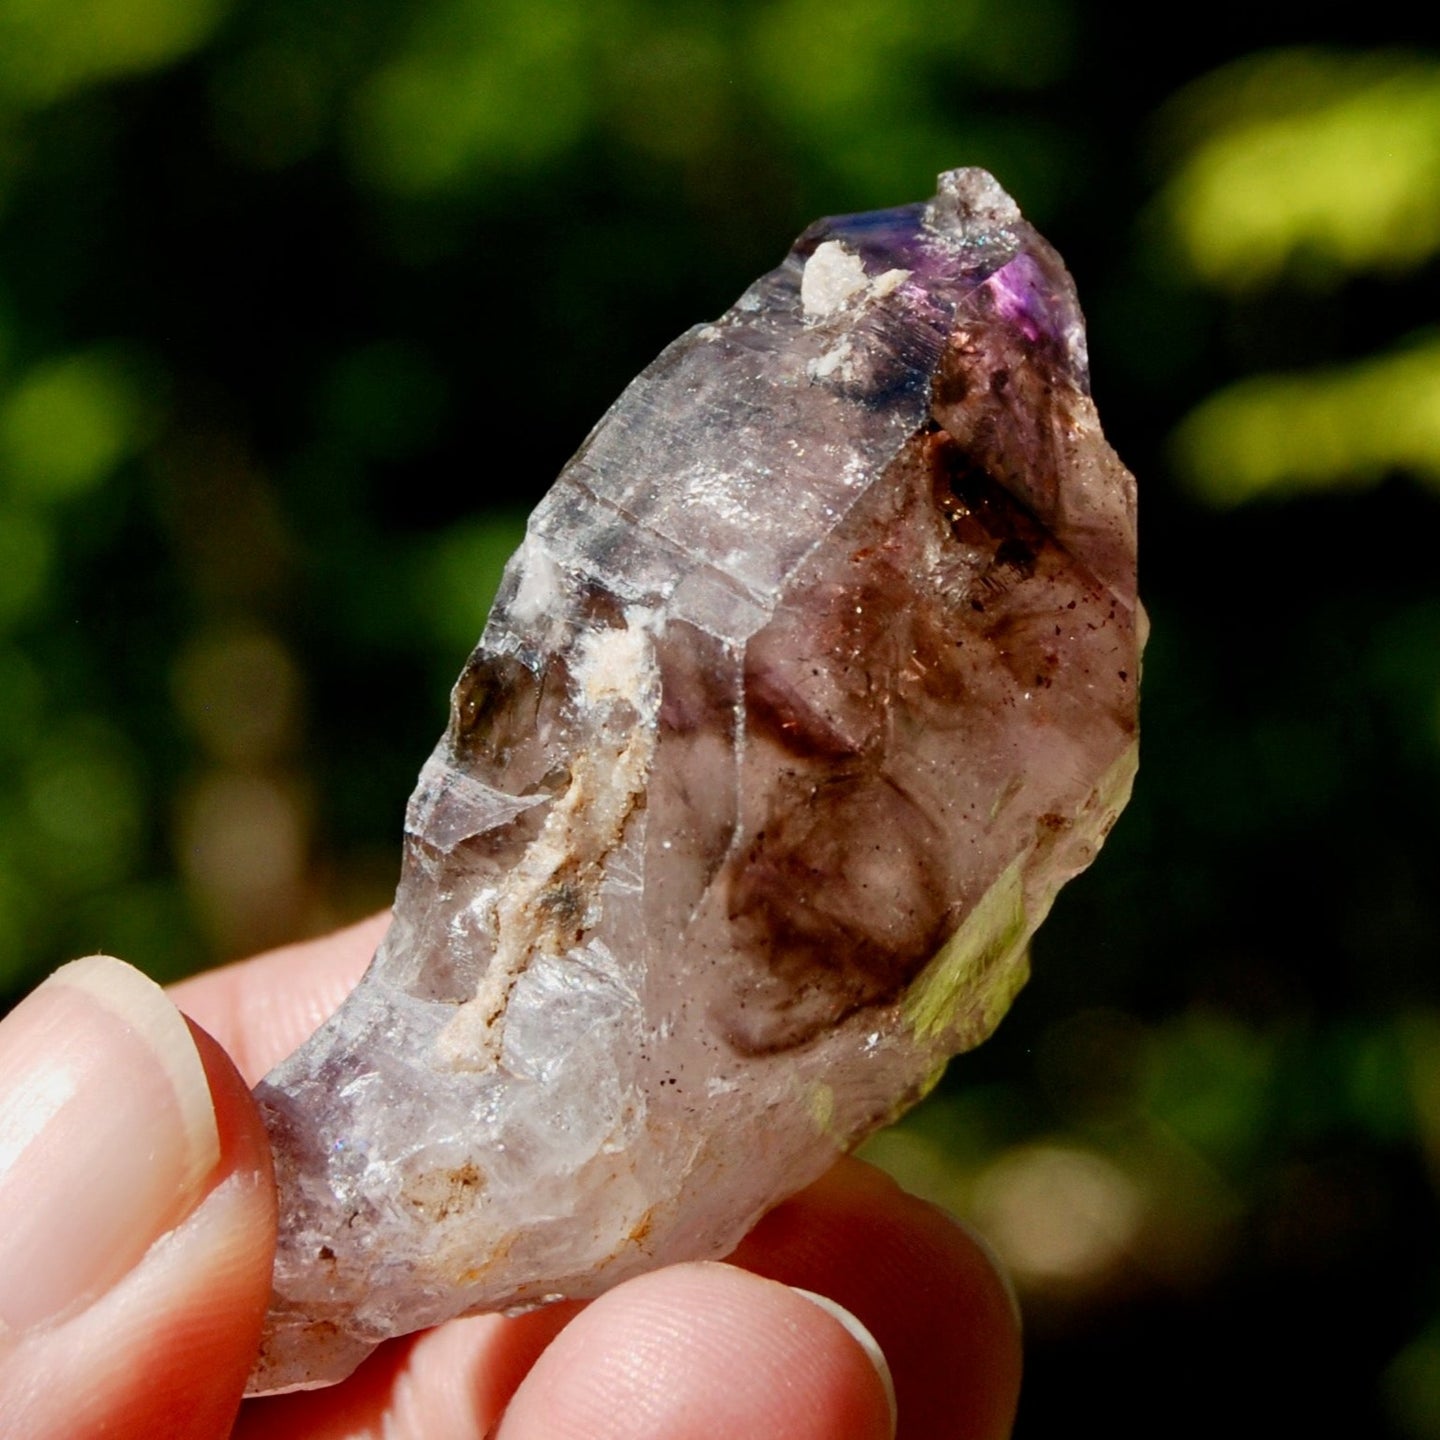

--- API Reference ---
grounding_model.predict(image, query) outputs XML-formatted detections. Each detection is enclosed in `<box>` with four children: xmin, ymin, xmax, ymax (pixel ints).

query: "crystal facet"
<box><xmin>248</xmin><ymin>169</ymin><xmax>1143</xmax><ymax>1393</ymax></box>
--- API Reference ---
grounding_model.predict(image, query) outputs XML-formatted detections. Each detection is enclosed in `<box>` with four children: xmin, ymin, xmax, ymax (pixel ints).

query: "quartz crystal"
<box><xmin>248</xmin><ymin>169</ymin><xmax>1143</xmax><ymax>1393</ymax></box>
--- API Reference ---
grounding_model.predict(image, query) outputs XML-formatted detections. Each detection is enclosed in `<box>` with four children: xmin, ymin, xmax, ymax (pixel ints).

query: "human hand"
<box><xmin>0</xmin><ymin>916</ymin><xmax>1021</xmax><ymax>1438</ymax></box>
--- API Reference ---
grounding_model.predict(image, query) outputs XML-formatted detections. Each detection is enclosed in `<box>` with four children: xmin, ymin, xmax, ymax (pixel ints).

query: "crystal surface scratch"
<box><xmin>248</xmin><ymin>169</ymin><xmax>1144</xmax><ymax>1393</ymax></box>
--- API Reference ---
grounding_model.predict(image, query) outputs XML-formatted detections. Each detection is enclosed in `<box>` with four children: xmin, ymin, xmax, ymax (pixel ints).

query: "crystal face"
<box><xmin>248</xmin><ymin>169</ymin><xmax>1143</xmax><ymax>1393</ymax></box>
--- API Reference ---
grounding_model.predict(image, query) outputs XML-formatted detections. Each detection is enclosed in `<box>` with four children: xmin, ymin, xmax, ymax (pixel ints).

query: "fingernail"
<box><xmin>0</xmin><ymin>956</ymin><xmax>220</xmax><ymax>1332</ymax></box>
<box><xmin>790</xmin><ymin>1287</ymin><xmax>897</xmax><ymax>1436</ymax></box>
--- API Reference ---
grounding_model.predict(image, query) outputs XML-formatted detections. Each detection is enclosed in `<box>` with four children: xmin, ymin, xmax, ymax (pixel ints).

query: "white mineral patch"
<box><xmin>574</xmin><ymin>610</ymin><xmax>658</xmax><ymax>712</ymax></box>
<box><xmin>508</xmin><ymin>533</ymin><xmax>563</xmax><ymax>626</ymax></box>
<box><xmin>801</xmin><ymin>240</ymin><xmax>870</xmax><ymax>318</ymax></box>
<box><xmin>801</xmin><ymin>242</ymin><xmax>911</xmax><ymax>323</ymax></box>
<box><xmin>810</xmin><ymin>338</ymin><xmax>854</xmax><ymax>381</ymax></box>
<box><xmin>870</xmin><ymin>266</ymin><xmax>910</xmax><ymax>299</ymax></box>
<box><xmin>433</xmin><ymin>609</ymin><xmax>659</xmax><ymax>1071</ymax></box>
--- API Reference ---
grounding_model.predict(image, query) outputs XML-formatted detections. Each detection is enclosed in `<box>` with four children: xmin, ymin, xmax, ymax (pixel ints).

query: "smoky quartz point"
<box><xmin>248</xmin><ymin>169</ymin><xmax>1142</xmax><ymax>1392</ymax></box>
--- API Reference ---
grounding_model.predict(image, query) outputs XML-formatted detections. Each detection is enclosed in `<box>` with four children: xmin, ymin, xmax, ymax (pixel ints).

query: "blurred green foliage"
<box><xmin>1160</xmin><ymin>51</ymin><xmax>1440</xmax><ymax>289</ymax></box>
<box><xmin>0</xmin><ymin>0</ymin><xmax>228</xmax><ymax>108</ymax></box>
<box><xmin>1175</xmin><ymin>333</ymin><xmax>1440</xmax><ymax>504</ymax></box>
<box><xmin>0</xmin><ymin>3</ymin><xmax>1437</xmax><ymax>1435</ymax></box>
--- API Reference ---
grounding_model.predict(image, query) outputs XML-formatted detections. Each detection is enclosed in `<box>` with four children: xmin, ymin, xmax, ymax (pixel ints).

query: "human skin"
<box><xmin>0</xmin><ymin>914</ymin><xmax>1021</xmax><ymax>1439</ymax></box>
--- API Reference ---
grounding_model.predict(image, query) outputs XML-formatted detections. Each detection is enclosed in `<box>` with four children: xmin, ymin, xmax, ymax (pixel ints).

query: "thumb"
<box><xmin>0</xmin><ymin>956</ymin><xmax>277</xmax><ymax>1440</ymax></box>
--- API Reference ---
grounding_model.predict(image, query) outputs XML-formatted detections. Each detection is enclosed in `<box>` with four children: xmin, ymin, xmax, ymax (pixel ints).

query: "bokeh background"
<box><xmin>1</xmin><ymin>1</ymin><xmax>1437</xmax><ymax>1432</ymax></box>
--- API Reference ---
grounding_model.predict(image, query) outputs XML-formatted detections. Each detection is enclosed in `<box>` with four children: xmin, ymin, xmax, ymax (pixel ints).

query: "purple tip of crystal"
<box><xmin>985</xmin><ymin>253</ymin><xmax>1059</xmax><ymax>343</ymax></box>
<box><xmin>797</xmin><ymin>174</ymin><xmax>1091</xmax><ymax>393</ymax></box>
<box><xmin>983</xmin><ymin>250</ymin><xmax>1090</xmax><ymax>387</ymax></box>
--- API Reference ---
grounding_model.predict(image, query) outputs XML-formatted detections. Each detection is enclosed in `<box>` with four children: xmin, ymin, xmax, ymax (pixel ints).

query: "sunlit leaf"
<box><xmin>0</xmin><ymin>351</ymin><xmax>152</xmax><ymax>500</ymax></box>
<box><xmin>0</xmin><ymin>0</ymin><xmax>229</xmax><ymax>106</ymax></box>
<box><xmin>1174</xmin><ymin>333</ymin><xmax>1440</xmax><ymax>505</ymax></box>
<box><xmin>1161</xmin><ymin>50</ymin><xmax>1440</xmax><ymax>291</ymax></box>
<box><xmin>347</xmin><ymin>0</ymin><xmax>596</xmax><ymax>193</ymax></box>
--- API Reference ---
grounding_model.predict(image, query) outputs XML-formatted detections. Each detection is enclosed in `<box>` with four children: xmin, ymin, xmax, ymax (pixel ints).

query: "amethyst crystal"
<box><xmin>248</xmin><ymin>169</ymin><xmax>1142</xmax><ymax>1392</ymax></box>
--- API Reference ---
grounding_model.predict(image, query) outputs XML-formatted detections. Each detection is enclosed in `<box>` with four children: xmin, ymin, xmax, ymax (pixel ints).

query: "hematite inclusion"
<box><xmin>248</xmin><ymin>169</ymin><xmax>1143</xmax><ymax>1392</ymax></box>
